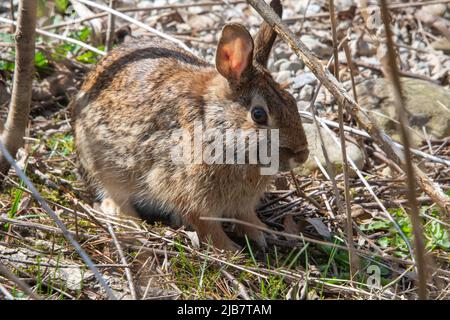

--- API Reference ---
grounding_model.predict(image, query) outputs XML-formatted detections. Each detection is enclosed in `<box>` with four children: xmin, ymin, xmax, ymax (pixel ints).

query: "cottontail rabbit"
<box><xmin>71</xmin><ymin>0</ymin><xmax>309</xmax><ymax>251</ymax></box>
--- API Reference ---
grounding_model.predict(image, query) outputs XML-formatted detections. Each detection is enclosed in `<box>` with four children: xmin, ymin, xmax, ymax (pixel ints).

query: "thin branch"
<box><xmin>0</xmin><ymin>0</ymin><xmax>37</xmax><ymax>174</ymax></box>
<box><xmin>0</xmin><ymin>17</ymin><xmax>105</xmax><ymax>56</ymax></box>
<box><xmin>73</xmin><ymin>0</ymin><xmax>192</xmax><ymax>53</ymax></box>
<box><xmin>298</xmin><ymin>111</ymin><xmax>450</xmax><ymax>166</ymax></box>
<box><xmin>107</xmin><ymin>222</ymin><xmax>137</xmax><ymax>300</ymax></box>
<box><xmin>42</xmin><ymin>1</ymin><xmax>247</xmax><ymax>30</ymax></box>
<box><xmin>379</xmin><ymin>0</ymin><xmax>429</xmax><ymax>300</ymax></box>
<box><xmin>201</xmin><ymin>217</ymin><xmax>416</xmax><ymax>266</ymax></box>
<box><xmin>329</xmin><ymin>0</ymin><xmax>339</xmax><ymax>81</ymax></box>
<box><xmin>329</xmin><ymin>0</ymin><xmax>358</xmax><ymax>278</ymax></box>
<box><xmin>342</xmin><ymin>37</ymin><xmax>358</xmax><ymax>103</ymax></box>
<box><xmin>105</xmin><ymin>0</ymin><xmax>116</xmax><ymax>52</ymax></box>
<box><xmin>221</xmin><ymin>269</ymin><xmax>251</xmax><ymax>299</ymax></box>
<box><xmin>0</xmin><ymin>262</ymin><xmax>41</xmax><ymax>300</ymax></box>
<box><xmin>319</xmin><ymin>120</ymin><xmax>416</xmax><ymax>262</ymax></box>
<box><xmin>8</xmin><ymin>0</ymin><xmax>14</xmax><ymax>34</ymax></box>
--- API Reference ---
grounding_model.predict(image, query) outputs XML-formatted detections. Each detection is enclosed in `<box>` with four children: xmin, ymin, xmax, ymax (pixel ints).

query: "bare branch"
<box><xmin>0</xmin><ymin>17</ymin><xmax>105</xmax><ymax>56</ymax></box>
<box><xmin>73</xmin><ymin>0</ymin><xmax>192</xmax><ymax>53</ymax></box>
<box><xmin>328</xmin><ymin>0</ymin><xmax>358</xmax><ymax>278</ymax></box>
<box><xmin>379</xmin><ymin>0</ymin><xmax>429</xmax><ymax>300</ymax></box>
<box><xmin>105</xmin><ymin>0</ymin><xmax>117</xmax><ymax>52</ymax></box>
<box><xmin>0</xmin><ymin>0</ymin><xmax>37</xmax><ymax>174</ymax></box>
<box><xmin>107</xmin><ymin>222</ymin><xmax>137</xmax><ymax>299</ymax></box>
<box><xmin>0</xmin><ymin>262</ymin><xmax>41</xmax><ymax>300</ymax></box>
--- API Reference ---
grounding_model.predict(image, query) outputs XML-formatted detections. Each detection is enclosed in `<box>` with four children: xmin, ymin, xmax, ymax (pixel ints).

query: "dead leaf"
<box><xmin>351</xmin><ymin>204</ymin><xmax>373</xmax><ymax>222</ymax></box>
<box><xmin>185</xmin><ymin>231</ymin><xmax>200</xmax><ymax>249</ymax></box>
<box><xmin>305</xmin><ymin>218</ymin><xmax>331</xmax><ymax>239</ymax></box>
<box><xmin>286</xmin><ymin>281</ymin><xmax>307</xmax><ymax>300</ymax></box>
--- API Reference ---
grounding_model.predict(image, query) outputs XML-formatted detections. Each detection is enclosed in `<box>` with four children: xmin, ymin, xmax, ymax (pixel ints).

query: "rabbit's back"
<box><xmin>72</xmin><ymin>39</ymin><xmax>216</xmax><ymax>182</ymax></box>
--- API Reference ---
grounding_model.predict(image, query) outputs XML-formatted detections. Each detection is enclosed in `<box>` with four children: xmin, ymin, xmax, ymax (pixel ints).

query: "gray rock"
<box><xmin>279</xmin><ymin>61</ymin><xmax>304</xmax><ymax>73</ymax></box>
<box><xmin>299</xmin><ymin>84</ymin><xmax>314</xmax><ymax>101</ymax></box>
<box><xmin>187</xmin><ymin>14</ymin><xmax>216</xmax><ymax>30</ymax></box>
<box><xmin>335</xmin><ymin>0</ymin><xmax>356</xmax><ymax>11</ymax></box>
<box><xmin>275</xmin><ymin>71</ymin><xmax>292</xmax><ymax>84</ymax></box>
<box><xmin>294</xmin><ymin>123</ymin><xmax>365</xmax><ymax>177</ymax></box>
<box><xmin>56</xmin><ymin>267</ymin><xmax>94</xmax><ymax>291</ymax></box>
<box><xmin>293</xmin><ymin>1</ymin><xmax>321</xmax><ymax>14</ymax></box>
<box><xmin>301</xmin><ymin>35</ymin><xmax>333</xmax><ymax>57</ymax></box>
<box><xmin>356</xmin><ymin>78</ymin><xmax>450</xmax><ymax>145</ymax></box>
<box><xmin>273</xmin><ymin>47</ymin><xmax>291</xmax><ymax>60</ymax></box>
<box><xmin>423</xmin><ymin>4</ymin><xmax>447</xmax><ymax>17</ymax></box>
<box><xmin>292</xmin><ymin>72</ymin><xmax>317</xmax><ymax>89</ymax></box>
<box><xmin>273</xmin><ymin>58</ymin><xmax>289</xmax><ymax>70</ymax></box>
<box><xmin>431</xmin><ymin>38</ymin><xmax>450</xmax><ymax>54</ymax></box>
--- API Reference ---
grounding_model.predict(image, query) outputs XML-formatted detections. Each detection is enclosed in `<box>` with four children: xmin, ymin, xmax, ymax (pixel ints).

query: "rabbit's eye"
<box><xmin>251</xmin><ymin>107</ymin><xmax>268</xmax><ymax>125</ymax></box>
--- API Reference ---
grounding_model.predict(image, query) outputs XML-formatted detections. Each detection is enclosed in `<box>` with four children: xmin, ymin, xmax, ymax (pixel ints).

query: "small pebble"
<box><xmin>273</xmin><ymin>47</ymin><xmax>291</xmax><ymax>60</ymax></box>
<box><xmin>273</xmin><ymin>58</ymin><xmax>289</xmax><ymax>70</ymax></box>
<box><xmin>299</xmin><ymin>84</ymin><xmax>314</xmax><ymax>101</ymax></box>
<box><xmin>275</xmin><ymin>71</ymin><xmax>292</xmax><ymax>84</ymax></box>
<box><xmin>292</xmin><ymin>72</ymin><xmax>317</xmax><ymax>89</ymax></box>
<box><xmin>279</xmin><ymin>61</ymin><xmax>304</xmax><ymax>73</ymax></box>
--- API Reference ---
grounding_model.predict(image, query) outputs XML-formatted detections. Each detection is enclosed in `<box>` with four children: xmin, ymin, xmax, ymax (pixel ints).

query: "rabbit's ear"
<box><xmin>216</xmin><ymin>23</ymin><xmax>254</xmax><ymax>83</ymax></box>
<box><xmin>253</xmin><ymin>0</ymin><xmax>282</xmax><ymax>66</ymax></box>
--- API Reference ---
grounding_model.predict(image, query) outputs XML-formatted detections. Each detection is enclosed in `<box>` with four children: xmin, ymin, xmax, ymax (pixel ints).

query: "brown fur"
<box><xmin>71</xmin><ymin>0</ymin><xmax>308</xmax><ymax>251</ymax></box>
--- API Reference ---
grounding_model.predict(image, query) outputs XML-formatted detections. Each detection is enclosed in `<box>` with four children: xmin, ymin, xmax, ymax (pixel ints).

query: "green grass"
<box><xmin>360</xmin><ymin>207</ymin><xmax>449</xmax><ymax>258</ymax></box>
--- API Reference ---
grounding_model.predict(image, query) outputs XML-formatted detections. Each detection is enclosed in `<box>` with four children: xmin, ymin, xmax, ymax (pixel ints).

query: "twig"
<box><xmin>42</xmin><ymin>1</ymin><xmax>247</xmax><ymax>31</ymax></box>
<box><xmin>105</xmin><ymin>0</ymin><xmax>116</xmax><ymax>52</ymax></box>
<box><xmin>289</xmin><ymin>171</ymin><xmax>322</xmax><ymax>210</ymax></box>
<box><xmin>246</xmin><ymin>0</ymin><xmax>450</xmax><ymax>215</ymax></box>
<box><xmin>298</xmin><ymin>0</ymin><xmax>311</xmax><ymax>34</ymax></box>
<box><xmin>342</xmin><ymin>37</ymin><xmax>358</xmax><ymax>103</ymax></box>
<box><xmin>298</xmin><ymin>111</ymin><xmax>450</xmax><ymax>166</ymax></box>
<box><xmin>107</xmin><ymin>222</ymin><xmax>137</xmax><ymax>300</ymax></box>
<box><xmin>221</xmin><ymin>269</ymin><xmax>251</xmax><ymax>299</ymax></box>
<box><xmin>0</xmin><ymin>140</ymin><xmax>117</xmax><ymax>300</ymax></box>
<box><xmin>387</xmin><ymin>0</ymin><xmax>450</xmax><ymax>10</ymax></box>
<box><xmin>0</xmin><ymin>17</ymin><xmax>105</xmax><ymax>56</ymax></box>
<box><xmin>302</xmin><ymin>37</ymin><xmax>357</xmax><ymax>260</ymax></box>
<box><xmin>73</xmin><ymin>0</ymin><xmax>191</xmax><ymax>53</ymax></box>
<box><xmin>379</xmin><ymin>0</ymin><xmax>429</xmax><ymax>300</ymax></box>
<box><xmin>329</xmin><ymin>0</ymin><xmax>339</xmax><ymax>81</ymax></box>
<box><xmin>342</xmin><ymin>59</ymin><xmax>439</xmax><ymax>84</ymax></box>
<box><xmin>319</xmin><ymin>122</ymin><xmax>416</xmax><ymax>262</ymax></box>
<box><xmin>201</xmin><ymin>217</ymin><xmax>416</xmax><ymax>266</ymax></box>
<box><xmin>0</xmin><ymin>283</ymin><xmax>14</xmax><ymax>300</ymax></box>
<box><xmin>328</xmin><ymin>0</ymin><xmax>358</xmax><ymax>278</ymax></box>
<box><xmin>8</xmin><ymin>0</ymin><xmax>14</xmax><ymax>34</ymax></box>
<box><xmin>0</xmin><ymin>262</ymin><xmax>41</xmax><ymax>300</ymax></box>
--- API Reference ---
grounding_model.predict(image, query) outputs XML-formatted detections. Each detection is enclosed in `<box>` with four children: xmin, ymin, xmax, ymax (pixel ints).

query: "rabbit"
<box><xmin>71</xmin><ymin>0</ymin><xmax>309</xmax><ymax>251</ymax></box>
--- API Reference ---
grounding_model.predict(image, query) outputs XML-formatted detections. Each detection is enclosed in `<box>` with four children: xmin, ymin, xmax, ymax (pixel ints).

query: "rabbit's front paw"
<box><xmin>236</xmin><ymin>226</ymin><xmax>267</xmax><ymax>251</ymax></box>
<box><xmin>235</xmin><ymin>213</ymin><xmax>269</xmax><ymax>251</ymax></box>
<box><xmin>100</xmin><ymin>198</ymin><xmax>121</xmax><ymax>216</ymax></box>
